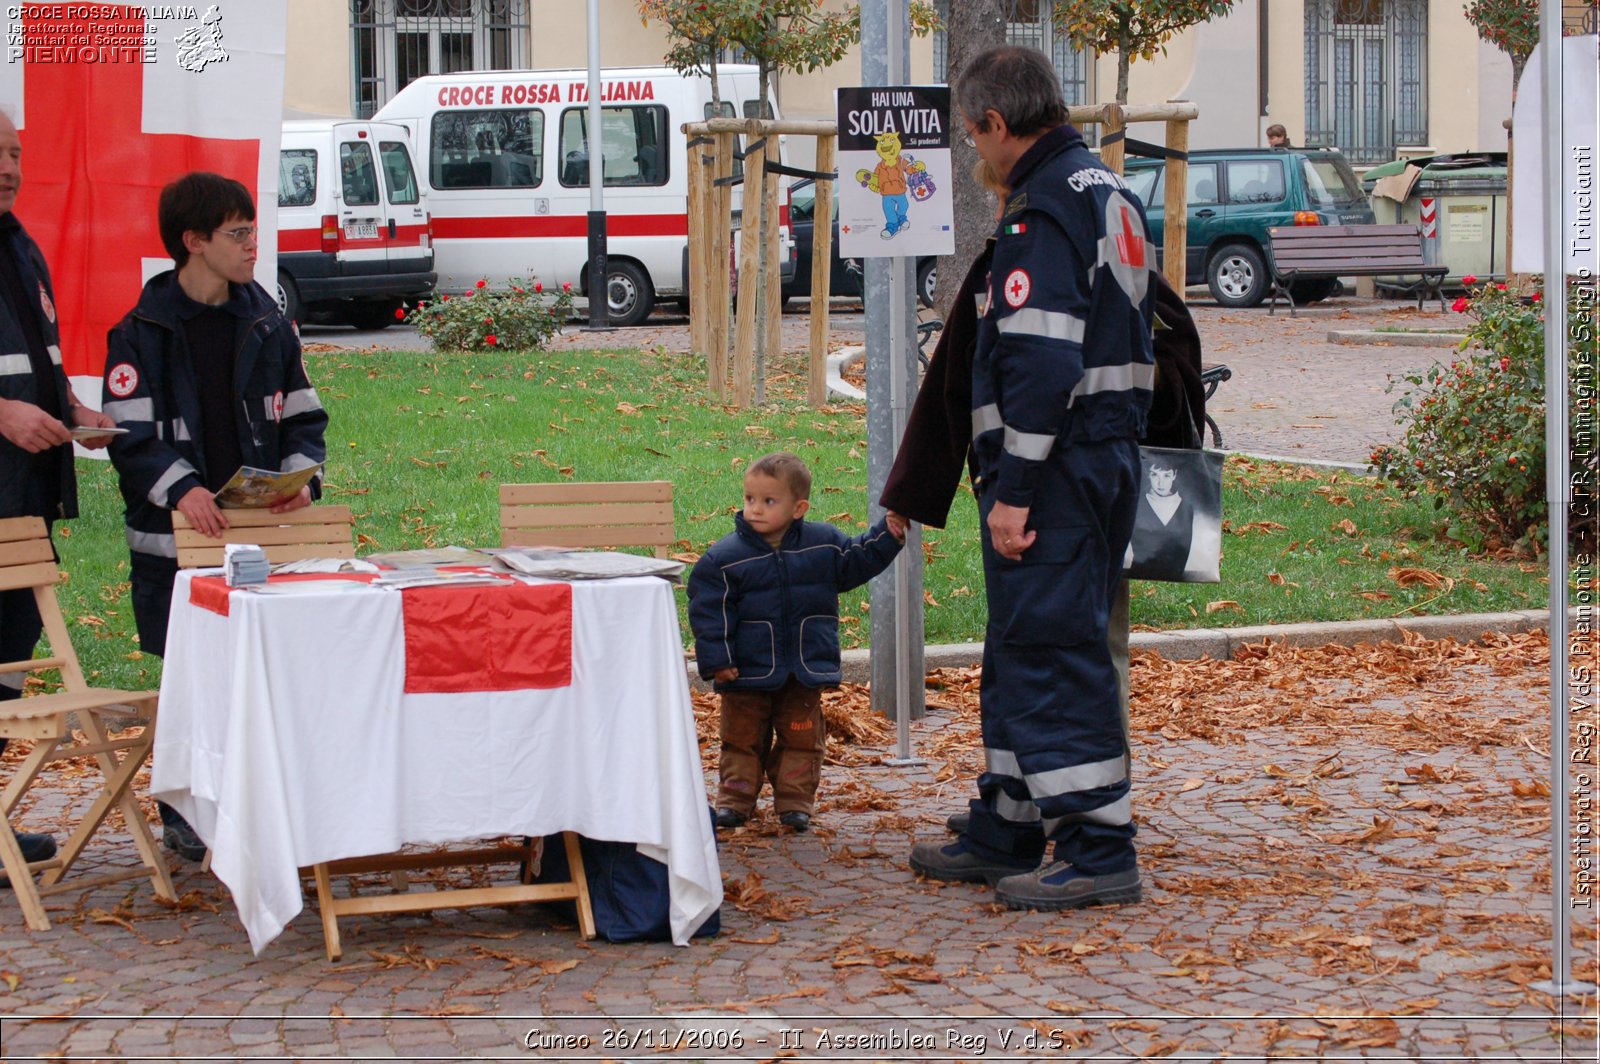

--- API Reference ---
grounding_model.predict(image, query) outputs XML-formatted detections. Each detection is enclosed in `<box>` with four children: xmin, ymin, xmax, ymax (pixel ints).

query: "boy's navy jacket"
<box><xmin>688</xmin><ymin>512</ymin><xmax>901</xmax><ymax>691</ymax></box>
<box><xmin>101</xmin><ymin>271</ymin><xmax>327</xmax><ymax>565</ymax></box>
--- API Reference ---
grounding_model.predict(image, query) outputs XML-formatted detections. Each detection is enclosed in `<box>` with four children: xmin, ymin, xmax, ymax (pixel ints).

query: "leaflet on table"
<box><xmin>212</xmin><ymin>464</ymin><xmax>323</xmax><ymax>509</ymax></box>
<box><xmin>363</xmin><ymin>546</ymin><xmax>492</xmax><ymax>569</ymax></box>
<box><xmin>69</xmin><ymin>425</ymin><xmax>129</xmax><ymax>440</ymax></box>
<box><xmin>485</xmin><ymin>547</ymin><xmax>685</xmax><ymax>582</ymax></box>
<box><xmin>370</xmin><ymin>571</ymin><xmax>512</xmax><ymax>589</ymax></box>
<box><xmin>271</xmin><ymin>557</ymin><xmax>380</xmax><ymax>574</ymax></box>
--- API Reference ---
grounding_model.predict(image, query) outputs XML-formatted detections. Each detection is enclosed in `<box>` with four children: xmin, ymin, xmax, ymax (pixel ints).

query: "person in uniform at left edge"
<box><xmin>0</xmin><ymin>106</ymin><xmax>119</xmax><ymax>869</ymax></box>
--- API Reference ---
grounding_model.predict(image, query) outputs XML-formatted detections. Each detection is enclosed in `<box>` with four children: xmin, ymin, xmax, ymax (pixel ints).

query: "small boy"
<box><xmin>103</xmin><ymin>172</ymin><xmax>327</xmax><ymax>860</ymax></box>
<box><xmin>688</xmin><ymin>452</ymin><xmax>903</xmax><ymax>832</ymax></box>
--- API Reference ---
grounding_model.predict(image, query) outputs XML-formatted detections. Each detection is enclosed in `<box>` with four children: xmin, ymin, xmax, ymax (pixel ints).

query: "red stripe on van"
<box><xmin>433</xmin><ymin>214</ymin><xmax>688</xmax><ymax>239</ymax></box>
<box><xmin>278</xmin><ymin>228</ymin><xmax>322</xmax><ymax>253</ymax></box>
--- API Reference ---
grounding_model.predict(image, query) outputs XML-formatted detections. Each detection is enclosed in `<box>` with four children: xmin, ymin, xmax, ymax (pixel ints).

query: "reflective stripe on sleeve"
<box><xmin>1003</xmin><ymin>425</ymin><xmax>1055</xmax><ymax>461</ymax></box>
<box><xmin>148</xmin><ymin>459</ymin><xmax>198</xmax><ymax>507</ymax></box>
<box><xmin>280</xmin><ymin>452</ymin><xmax>321</xmax><ymax>473</ymax></box>
<box><xmin>281</xmin><ymin>387</ymin><xmax>323</xmax><ymax>419</ymax></box>
<box><xmin>1068</xmin><ymin>362</ymin><xmax>1156</xmax><ymax>405</ymax></box>
<box><xmin>102</xmin><ymin>398</ymin><xmax>153</xmax><ymax>423</ymax></box>
<box><xmin>126</xmin><ymin>527</ymin><xmax>177</xmax><ymax>558</ymax></box>
<box><xmin>971</xmin><ymin>403</ymin><xmax>1002</xmax><ymax>441</ymax></box>
<box><xmin>46</xmin><ymin>344</ymin><xmax>62</xmax><ymax>366</ymax></box>
<box><xmin>0</xmin><ymin>353</ymin><xmax>33</xmax><ymax>376</ymax></box>
<box><xmin>995</xmin><ymin>307</ymin><xmax>1086</xmax><ymax>344</ymax></box>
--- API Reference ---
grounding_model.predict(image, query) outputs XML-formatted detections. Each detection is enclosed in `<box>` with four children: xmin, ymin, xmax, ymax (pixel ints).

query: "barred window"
<box><xmin>351</xmin><ymin>0</ymin><xmax>529</xmax><ymax>118</ymax></box>
<box><xmin>1304</xmin><ymin>0</ymin><xmax>1428</xmax><ymax>165</ymax></box>
<box><xmin>932</xmin><ymin>0</ymin><xmax>1091</xmax><ymax>110</ymax></box>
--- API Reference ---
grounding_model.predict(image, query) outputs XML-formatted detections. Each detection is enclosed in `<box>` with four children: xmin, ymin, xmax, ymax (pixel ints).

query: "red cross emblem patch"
<box><xmin>107</xmin><ymin>362</ymin><xmax>139</xmax><ymax>399</ymax></box>
<box><xmin>37</xmin><ymin>283</ymin><xmax>55</xmax><ymax>325</ymax></box>
<box><xmin>1003</xmin><ymin>269</ymin><xmax>1031</xmax><ymax>308</ymax></box>
<box><xmin>271</xmin><ymin>391</ymin><xmax>285</xmax><ymax>421</ymax></box>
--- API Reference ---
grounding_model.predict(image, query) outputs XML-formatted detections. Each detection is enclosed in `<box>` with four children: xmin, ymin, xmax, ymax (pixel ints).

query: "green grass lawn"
<box><xmin>52</xmin><ymin>342</ymin><xmax>1551</xmax><ymax>692</ymax></box>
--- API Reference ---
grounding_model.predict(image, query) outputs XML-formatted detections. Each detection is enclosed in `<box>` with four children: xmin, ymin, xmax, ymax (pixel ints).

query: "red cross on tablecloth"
<box><xmin>19</xmin><ymin>5</ymin><xmax>259</xmax><ymax>380</ymax></box>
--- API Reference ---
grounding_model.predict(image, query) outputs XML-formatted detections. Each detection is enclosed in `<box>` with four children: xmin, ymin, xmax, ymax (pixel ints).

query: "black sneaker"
<box><xmin>909</xmin><ymin>839</ymin><xmax>1036</xmax><ymax>884</ymax></box>
<box><xmin>945</xmin><ymin>810</ymin><xmax>970</xmax><ymax>834</ymax></box>
<box><xmin>1</xmin><ymin>832</ymin><xmax>58</xmax><ymax>889</ymax></box>
<box><xmin>995</xmin><ymin>861</ymin><xmax>1143</xmax><ymax>911</ymax></box>
<box><xmin>713</xmin><ymin>808</ymin><xmax>747</xmax><ymax>830</ymax></box>
<box><xmin>162</xmin><ymin>819</ymin><xmax>207</xmax><ymax>862</ymax></box>
<box><xmin>778</xmin><ymin>811</ymin><xmax>810</xmax><ymax>832</ymax></box>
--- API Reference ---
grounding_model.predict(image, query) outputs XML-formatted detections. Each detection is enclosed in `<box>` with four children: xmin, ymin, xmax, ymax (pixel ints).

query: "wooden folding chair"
<box><xmin>0</xmin><ymin>517</ymin><xmax>175</xmax><ymax>930</ymax></box>
<box><xmin>171</xmin><ymin>505</ymin><xmax>356</xmax><ymax>568</ymax></box>
<box><xmin>499</xmin><ymin>481</ymin><xmax>675</xmax><ymax>557</ymax></box>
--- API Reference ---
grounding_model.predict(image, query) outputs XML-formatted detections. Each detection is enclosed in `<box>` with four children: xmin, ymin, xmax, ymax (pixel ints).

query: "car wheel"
<box><xmin>276</xmin><ymin>272</ymin><xmax>302</xmax><ymax>326</ymax></box>
<box><xmin>916</xmin><ymin>259</ymin><xmax>937</xmax><ymax>308</ymax></box>
<box><xmin>1207</xmin><ymin>243</ymin><xmax>1268</xmax><ymax>307</ymax></box>
<box><xmin>601</xmin><ymin>260</ymin><xmax>654</xmax><ymax>327</ymax></box>
<box><xmin>1288</xmin><ymin>278</ymin><xmax>1339</xmax><ymax>305</ymax></box>
<box><xmin>348</xmin><ymin>300</ymin><xmax>400</xmax><ymax>331</ymax></box>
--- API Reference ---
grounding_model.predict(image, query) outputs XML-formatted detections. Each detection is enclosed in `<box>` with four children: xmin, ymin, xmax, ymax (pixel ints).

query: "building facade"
<box><xmin>287</xmin><ymin>1</ymin><xmax>1594</xmax><ymax>169</ymax></box>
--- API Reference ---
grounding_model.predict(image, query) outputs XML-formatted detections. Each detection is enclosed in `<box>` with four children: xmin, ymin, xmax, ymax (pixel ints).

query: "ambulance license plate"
<box><xmin>344</xmin><ymin>220</ymin><xmax>379</xmax><ymax>241</ymax></box>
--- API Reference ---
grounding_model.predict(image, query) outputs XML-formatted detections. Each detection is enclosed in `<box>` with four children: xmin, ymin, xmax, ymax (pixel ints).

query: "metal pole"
<box><xmin>862</xmin><ymin>1</ymin><xmax>925</xmax><ymax>765</ymax></box>
<box><xmin>584</xmin><ymin>0</ymin><xmax>610</xmax><ymax>331</ymax></box>
<box><xmin>1531</xmin><ymin>2</ymin><xmax>1595</xmax><ymax>1000</ymax></box>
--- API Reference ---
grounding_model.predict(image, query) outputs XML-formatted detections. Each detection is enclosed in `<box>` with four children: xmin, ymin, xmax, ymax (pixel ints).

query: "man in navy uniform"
<box><xmin>908</xmin><ymin>47</ymin><xmax>1156</xmax><ymax>910</ymax></box>
<box><xmin>0</xmin><ymin>108</ymin><xmax>119</xmax><ymax>868</ymax></box>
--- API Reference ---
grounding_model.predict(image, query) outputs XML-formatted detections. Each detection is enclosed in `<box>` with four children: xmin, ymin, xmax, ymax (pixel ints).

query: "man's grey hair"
<box><xmin>954</xmin><ymin>46</ymin><xmax>1067</xmax><ymax>139</ymax></box>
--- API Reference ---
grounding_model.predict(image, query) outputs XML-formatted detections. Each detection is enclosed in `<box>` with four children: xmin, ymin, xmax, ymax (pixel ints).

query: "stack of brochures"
<box><xmin>224</xmin><ymin>544</ymin><xmax>270</xmax><ymax>587</ymax></box>
<box><xmin>484</xmin><ymin>547</ymin><xmax>685</xmax><ymax>582</ymax></box>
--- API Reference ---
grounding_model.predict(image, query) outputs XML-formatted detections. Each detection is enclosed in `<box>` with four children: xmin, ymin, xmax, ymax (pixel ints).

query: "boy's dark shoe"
<box><xmin>994</xmin><ymin>862</ymin><xmax>1142</xmax><ymax>911</ymax></box>
<box><xmin>713</xmin><ymin>808</ymin><xmax>747</xmax><ymax>830</ymax></box>
<box><xmin>778</xmin><ymin>811</ymin><xmax>810</xmax><ymax>832</ymax></box>
<box><xmin>1</xmin><ymin>832</ymin><xmax>59</xmax><ymax>888</ymax></box>
<box><xmin>909</xmin><ymin>839</ymin><xmax>1035</xmax><ymax>885</ymax></box>
<box><xmin>162</xmin><ymin>819</ymin><xmax>207</xmax><ymax>863</ymax></box>
<box><xmin>945</xmin><ymin>810</ymin><xmax>970</xmax><ymax>834</ymax></box>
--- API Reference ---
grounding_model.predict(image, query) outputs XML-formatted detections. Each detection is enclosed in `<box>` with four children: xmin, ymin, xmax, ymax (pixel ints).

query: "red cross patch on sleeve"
<box><xmin>1003</xmin><ymin>269</ymin><xmax>1032</xmax><ymax>308</ymax></box>
<box><xmin>107</xmin><ymin>363</ymin><xmax>140</xmax><ymax>398</ymax></box>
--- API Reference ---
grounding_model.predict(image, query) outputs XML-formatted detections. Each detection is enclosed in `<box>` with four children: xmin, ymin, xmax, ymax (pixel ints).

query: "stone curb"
<box><xmin>1328</xmin><ymin>328</ymin><xmax>1468</xmax><ymax>347</ymax></box>
<box><xmin>687</xmin><ymin>608</ymin><xmax>1568</xmax><ymax>688</ymax></box>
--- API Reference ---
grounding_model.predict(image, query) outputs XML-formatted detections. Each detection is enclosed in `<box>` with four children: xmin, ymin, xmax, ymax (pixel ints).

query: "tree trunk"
<box><xmin>1116</xmin><ymin>25</ymin><xmax>1131</xmax><ymax>104</ymax></box>
<box><xmin>934</xmin><ymin>0</ymin><xmax>1009</xmax><ymax>323</ymax></box>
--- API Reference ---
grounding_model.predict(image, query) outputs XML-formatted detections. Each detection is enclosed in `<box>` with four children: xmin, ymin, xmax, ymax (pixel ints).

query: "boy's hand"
<box><xmin>885</xmin><ymin>511</ymin><xmax>909</xmax><ymax>542</ymax></box>
<box><xmin>176</xmin><ymin>485</ymin><xmax>229</xmax><ymax>538</ymax></box>
<box><xmin>714</xmin><ymin>667</ymin><xmax>739</xmax><ymax>683</ymax></box>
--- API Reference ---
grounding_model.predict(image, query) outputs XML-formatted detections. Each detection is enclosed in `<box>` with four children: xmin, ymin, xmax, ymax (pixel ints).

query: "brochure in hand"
<box><xmin>213</xmin><ymin>464</ymin><xmax>323</xmax><ymax>509</ymax></box>
<box><xmin>69</xmin><ymin>425</ymin><xmax>129</xmax><ymax>441</ymax></box>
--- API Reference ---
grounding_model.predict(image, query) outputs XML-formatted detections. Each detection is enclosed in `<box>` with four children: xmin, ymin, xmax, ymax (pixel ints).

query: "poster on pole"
<box><xmin>1</xmin><ymin>1</ymin><xmax>288</xmax><ymax>399</ymax></box>
<box><xmin>1510</xmin><ymin>35</ymin><xmax>1599</xmax><ymax>276</ymax></box>
<box><xmin>835</xmin><ymin>85</ymin><xmax>954</xmax><ymax>258</ymax></box>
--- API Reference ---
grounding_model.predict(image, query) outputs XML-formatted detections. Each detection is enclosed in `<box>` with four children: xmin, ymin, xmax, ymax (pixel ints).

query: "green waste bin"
<box><xmin>1363</xmin><ymin>152</ymin><xmax>1508</xmax><ymax>288</ymax></box>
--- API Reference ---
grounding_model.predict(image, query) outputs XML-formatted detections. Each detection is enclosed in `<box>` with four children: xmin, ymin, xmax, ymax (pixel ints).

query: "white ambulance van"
<box><xmin>372</xmin><ymin>65</ymin><xmax>789</xmax><ymax>327</ymax></box>
<box><xmin>276</xmin><ymin>120</ymin><xmax>435</xmax><ymax>328</ymax></box>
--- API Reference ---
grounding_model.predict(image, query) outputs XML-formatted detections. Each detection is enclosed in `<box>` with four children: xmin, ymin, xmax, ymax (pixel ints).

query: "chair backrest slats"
<box><xmin>172</xmin><ymin>505</ymin><xmax>356</xmax><ymax>569</ymax></box>
<box><xmin>499</xmin><ymin>481</ymin><xmax>675</xmax><ymax>558</ymax></box>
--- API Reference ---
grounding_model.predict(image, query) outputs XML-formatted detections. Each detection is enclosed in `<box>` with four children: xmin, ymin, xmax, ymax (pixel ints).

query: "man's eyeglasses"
<box><xmin>961</xmin><ymin>127</ymin><xmax>977</xmax><ymax>148</ymax></box>
<box><xmin>214</xmin><ymin>224</ymin><xmax>258</xmax><ymax>244</ymax></box>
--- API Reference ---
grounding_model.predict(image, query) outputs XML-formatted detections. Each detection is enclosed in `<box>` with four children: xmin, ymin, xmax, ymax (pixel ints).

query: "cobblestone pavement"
<box><xmin>2</xmin><ymin>632</ymin><xmax>1596</xmax><ymax>1060</ymax></box>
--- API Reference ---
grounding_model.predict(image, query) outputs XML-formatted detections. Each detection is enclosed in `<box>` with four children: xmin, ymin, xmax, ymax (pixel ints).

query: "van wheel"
<box><xmin>916</xmin><ymin>259</ymin><xmax>937</xmax><ymax>308</ymax></box>
<box><xmin>348</xmin><ymin>300</ymin><xmax>400</xmax><ymax>331</ymax></box>
<box><xmin>276</xmin><ymin>272</ymin><xmax>302</xmax><ymax>326</ymax></box>
<box><xmin>602</xmin><ymin>261</ymin><xmax>654</xmax><ymax>327</ymax></box>
<box><xmin>1206</xmin><ymin>243</ymin><xmax>1268</xmax><ymax>307</ymax></box>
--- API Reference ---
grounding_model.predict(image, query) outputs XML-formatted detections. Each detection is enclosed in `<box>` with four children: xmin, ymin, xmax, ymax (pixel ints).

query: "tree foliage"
<box><xmin>1052</xmin><ymin>0</ymin><xmax>1237</xmax><ymax>103</ymax></box>
<box><xmin>1462</xmin><ymin>0</ymin><xmax>1539</xmax><ymax>92</ymax></box>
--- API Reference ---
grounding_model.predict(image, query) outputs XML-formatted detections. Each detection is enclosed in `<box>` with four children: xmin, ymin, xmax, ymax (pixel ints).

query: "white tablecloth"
<box><xmin>150</xmin><ymin>570</ymin><xmax>721</xmax><ymax>953</ymax></box>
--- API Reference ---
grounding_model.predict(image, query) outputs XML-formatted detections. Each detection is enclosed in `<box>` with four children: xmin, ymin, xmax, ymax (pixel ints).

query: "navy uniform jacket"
<box><xmin>973</xmin><ymin>124</ymin><xmax>1156</xmax><ymax>510</ymax></box>
<box><xmin>0</xmin><ymin>215</ymin><xmax>78</xmax><ymax>520</ymax></box>
<box><xmin>688</xmin><ymin>513</ymin><xmax>901</xmax><ymax>691</ymax></box>
<box><xmin>101</xmin><ymin>271</ymin><xmax>327</xmax><ymax>567</ymax></box>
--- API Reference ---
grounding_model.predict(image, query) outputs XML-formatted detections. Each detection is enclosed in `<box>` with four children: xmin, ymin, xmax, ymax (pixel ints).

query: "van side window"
<box><xmin>558</xmin><ymin>105</ymin><xmax>670</xmax><ymax>188</ymax></box>
<box><xmin>430</xmin><ymin>109</ymin><xmax>544</xmax><ymax>190</ymax></box>
<box><xmin>339</xmin><ymin>143</ymin><xmax>380</xmax><ymax>207</ymax></box>
<box><xmin>705</xmin><ymin>100</ymin><xmax>742</xmax><ymax>181</ymax></box>
<box><xmin>279</xmin><ymin>149</ymin><xmax>317</xmax><ymax>208</ymax></box>
<box><xmin>1225</xmin><ymin>160</ymin><xmax>1285</xmax><ymax>205</ymax></box>
<box><xmin>378</xmin><ymin>142</ymin><xmax>420</xmax><ymax>205</ymax></box>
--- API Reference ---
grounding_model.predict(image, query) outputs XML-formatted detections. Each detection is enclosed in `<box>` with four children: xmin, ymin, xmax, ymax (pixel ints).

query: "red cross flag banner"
<box><xmin>835</xmin><ymin>85</ymin><xmax>955</xmax><ymax>259</ymax></box>
<box><xmin>1</xmin><ymin>1</ymin><xmax>288</xmax><ymax>402</ymax></box>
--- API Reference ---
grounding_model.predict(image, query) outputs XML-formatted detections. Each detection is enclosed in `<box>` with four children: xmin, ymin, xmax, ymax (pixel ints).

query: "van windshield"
<box><xmin>1301</xmin><ymin>156</ymin><xmax>1363</xmax><ymax>208</ymax></box>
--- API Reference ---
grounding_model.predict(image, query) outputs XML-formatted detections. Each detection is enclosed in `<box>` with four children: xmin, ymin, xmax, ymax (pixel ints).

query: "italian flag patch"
<box><xmin>1004</xmin><ymin>222</ymin><xmax>1026</xmax><ymax>235</ymax></box>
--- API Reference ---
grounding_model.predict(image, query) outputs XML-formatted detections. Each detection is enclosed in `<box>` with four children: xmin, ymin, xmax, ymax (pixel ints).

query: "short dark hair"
<box><xmin>747</xmin><ymin>451</ymin><xmax>812</xmax><ymax>500</ymax></box>
<box><xmin>955</xmin><ymin>46</ymin><xmax>1067</xmax><ymax>140</ymax></box>
<box><xmin>159</xmin><ymin>172</ymin><xmax>255</xmax><ymax>267</ymax></box>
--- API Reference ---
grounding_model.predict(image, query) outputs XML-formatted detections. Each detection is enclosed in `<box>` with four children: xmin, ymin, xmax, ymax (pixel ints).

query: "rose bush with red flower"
<box><xmin>402</xmin><ymin>276</ymin><xmax>573</xmax><ymax>353</ymax></box>
<box><xmin>1373</xmin><ymin>278</ymin><xmax>1597</xmax><ymax>554</ymax></box>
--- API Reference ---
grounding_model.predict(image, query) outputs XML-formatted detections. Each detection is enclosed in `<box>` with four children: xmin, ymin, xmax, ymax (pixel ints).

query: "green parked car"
<box><xmin>1123</xmin><ymin>147</ymin><xmax>1375</xmax><ymax>307</ymax></box>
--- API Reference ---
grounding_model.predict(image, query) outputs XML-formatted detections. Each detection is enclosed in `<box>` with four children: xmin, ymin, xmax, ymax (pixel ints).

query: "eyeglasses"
<box><xmin>961</xmin><ymin>127</ymin><xmax>977</xmax><ymax>149</ymax></box>
<box><xmin>213</xmin><ymin>224</ymin><xmax>258</xmax><ymax>244</ymax></box>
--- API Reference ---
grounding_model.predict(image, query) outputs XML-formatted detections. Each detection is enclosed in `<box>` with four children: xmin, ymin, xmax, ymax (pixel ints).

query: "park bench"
<box><xmin>1200</xmin><ymin>364</ymin><xmax>1231</xmax><ymax>448</ymax></box>
<box><xmin>1266</xmin><ymin>223</ymin><xmax>1447</xmax><ymax>317</ymax></box>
